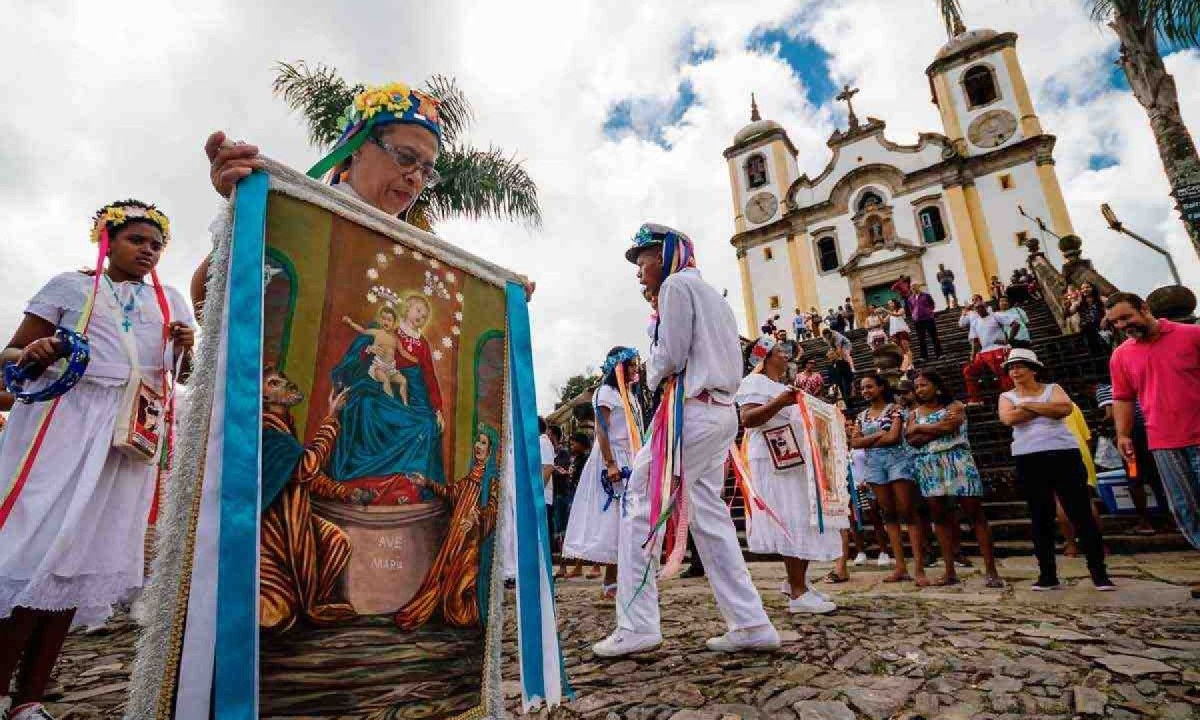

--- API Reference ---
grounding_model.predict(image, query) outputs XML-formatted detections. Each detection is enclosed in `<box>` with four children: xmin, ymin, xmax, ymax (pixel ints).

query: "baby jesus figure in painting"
<box><xmin>341</xmin><ymin>306</ymin><xmax>411</xmax><ymax>403</ymax></box>
<box><xmin>394</xmin><ymin>425</ymin><xmax>500</xmax><ymax>630</ymax></box>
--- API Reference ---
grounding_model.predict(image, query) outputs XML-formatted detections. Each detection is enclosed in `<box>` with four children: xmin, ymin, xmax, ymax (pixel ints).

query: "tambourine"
<box><xmin>3</xmin><ymin>327</ymin><xmax>91</xmax><ymax>404</ymax></box>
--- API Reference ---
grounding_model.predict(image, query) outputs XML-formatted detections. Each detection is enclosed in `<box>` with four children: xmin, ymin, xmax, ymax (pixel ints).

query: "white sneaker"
<box><xmin>592</xmin><ymin>628</ymin><xmax>663</xmax><ymax>657</ymax></box>
<box><xmin>11</xmin><ymin>704</ymin><xmax>56</xmax><ymax>720</ymax></box>
<box><xmin>852</xmin><ymin>552</ymin><xmax>868</xmax><ymax>566</ymax></box>
<box><xmin>806</xmin><ymin>585</ymin><xmax>830</xmax><ymax>601</ymax></box>
<box><xmin>705</xmin><ymin>624</ymin><xmax>781</xmax><ymax>653</ymax></box>
<box><xmin>788</xmin><ymin>592</ymin><xmax>837</xmax><ymax>615</ymax></box>
<box><xmin>779</xmin><ymin>581</ymin><xmax>790</xmax><ymax>596</ymax></box>
<box><xmin>876</xmin><ymin>552</ymin><xmax>892</xmax><ymax>567</ymax></box>
<box><xmin>1</xmin><ymin>696</ymin><xmax>11</xmax><ymax>720</ymax></box>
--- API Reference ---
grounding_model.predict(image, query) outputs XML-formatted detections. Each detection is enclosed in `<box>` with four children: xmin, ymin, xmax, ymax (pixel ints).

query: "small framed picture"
<box><xmin>763</xmin><ymin>424</ymin><xmax>805</xmax><ymax>470</ymax></box>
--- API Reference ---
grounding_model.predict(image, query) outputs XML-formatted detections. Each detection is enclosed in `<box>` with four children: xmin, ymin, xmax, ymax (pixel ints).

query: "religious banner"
<box><xmin>126</xmin><ymin>159</ymin><xmax>566</xmax><ymax>720</ymax></box>
<box><xmin>795</xmin><ymin>393</ymin><xmax>851</xmax><ymax>531</ymax></box>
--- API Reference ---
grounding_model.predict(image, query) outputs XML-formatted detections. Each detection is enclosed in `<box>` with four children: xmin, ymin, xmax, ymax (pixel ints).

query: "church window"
<box><xmin>763</xmin><ymin>246</ymin><xmax>774</xmax><ymax>261</ymax></box>
<box><xmin>768</xmin><ymin>295</ymin><xmax>781</xmax><ymax>310</ymax></box>
<box><xmin>918</xmin><ymin>207</ymin><xmax>947</xmax><ymax>244</ymax></box>
<box><xmin>745</xmin><ymin>153</ymin><xmax>768</xmax><ymax>189</ymax></box>
<box><xmin>867</xmin><ymin>217</ymin><xmax>885</xmax><ymax>245</ymax></box>
<box><xmin>963</xmin><ymin>65</ymin><xmax>999</xmax><ymax>108</ymax></box>
<box><xmin>857</xmin><ymin>191</ymin><xmax>884</xmax><ymax>211</ymax></box>
<box><xmin>999</xmin><ymin>173</ymin><xmax>1014</xmax><ymax>190</ymax></box>
<box><xmin>816</xmin><ymin>236</ymin><xmax>840</xmax><ymax>273</ymax></box>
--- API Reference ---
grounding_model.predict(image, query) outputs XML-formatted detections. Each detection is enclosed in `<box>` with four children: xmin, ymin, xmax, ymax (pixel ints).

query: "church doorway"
<box><xmin>864</xmin><ymin>283</ymin><xmax>900</xmax><ymax>311</ymax></box>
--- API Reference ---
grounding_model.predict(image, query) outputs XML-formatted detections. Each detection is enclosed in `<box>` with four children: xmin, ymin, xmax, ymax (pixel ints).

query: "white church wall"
<box><xmin>734</xmin><ymin>141</ymin><xmax>799</xmax><ymax>231</ymax></box>
<box><xmin>973</xmin><ymin>163</ymin><xmax>1061</xmax><ymax>278</ymax></box>
<box><xmin>920</xmin><ymin>242</ymin><xmax>971</xmax><ymax>308</ymax></box>
<box><xmin>947</xmin><ymin>54</ymin><xmax>1026</xmax><ymax>155</ymax></box>
<box><xmin>746</xmin><ymin>236</ymin><xmax>797</xmax><ymax>327</ymax></box>
<box><xmin>808</xmin><ymin>135</ymin><xmax>945</xmax><ymax>202</ymax></box>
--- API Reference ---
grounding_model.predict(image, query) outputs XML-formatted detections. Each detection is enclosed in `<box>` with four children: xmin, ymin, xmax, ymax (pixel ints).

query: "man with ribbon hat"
<box><xmin>593</xmin><ymin>223</ymin><xmax>778</xmax><ymax>658</ymax></box>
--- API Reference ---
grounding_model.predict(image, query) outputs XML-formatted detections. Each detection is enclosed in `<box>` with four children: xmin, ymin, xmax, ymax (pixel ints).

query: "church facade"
<box><xmin>726</xmin><ymin>25</ymin><xmax>1078</xmax><ymax>332</ymax></box>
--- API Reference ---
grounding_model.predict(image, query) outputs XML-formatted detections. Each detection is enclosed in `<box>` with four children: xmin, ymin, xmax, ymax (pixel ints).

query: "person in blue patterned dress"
<box><xmin>906</xmin><ymin>370</ymin><xmax>1002</xmax><ymax>588</ymax></box>
<box><xmin>851</xmin><ymin>374</ymin><xmax>928</xmax><ymax>586</ymax></box>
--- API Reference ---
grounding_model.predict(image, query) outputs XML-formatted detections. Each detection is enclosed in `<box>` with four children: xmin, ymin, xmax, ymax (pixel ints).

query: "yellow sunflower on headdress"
<box><xmin>354</xmin><ymin>82</ymin><xmax>414</xmax><ymax>120</ymax></box>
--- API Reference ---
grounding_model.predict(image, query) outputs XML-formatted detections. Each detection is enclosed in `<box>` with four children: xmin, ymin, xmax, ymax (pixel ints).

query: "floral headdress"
<box><xmin>601</xmin><ymin>347</ymin><xmax>639</xmax><ymax>378</ymax></box>
<box><xmin>307</xmin><ymin>81</ymin><xmax>444</xmax><ymax>185</ymax></box>
<box><xmin>90</xmin><ymin>200</ymin><xmax>170</xmax><ymax>246</ymax></box>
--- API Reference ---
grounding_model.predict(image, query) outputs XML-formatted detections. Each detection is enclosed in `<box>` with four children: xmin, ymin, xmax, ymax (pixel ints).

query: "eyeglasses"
<box><xmin>368</xmin><ymin>136</ymin><xmax>441</xmax><ymax>188</ymax></box>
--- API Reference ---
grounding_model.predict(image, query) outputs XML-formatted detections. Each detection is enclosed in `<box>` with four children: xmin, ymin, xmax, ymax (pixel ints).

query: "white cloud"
<box><xmin>1</xmin><ymin>0</ymin><xmax>1197</xmax><ymax>415</ymax></box>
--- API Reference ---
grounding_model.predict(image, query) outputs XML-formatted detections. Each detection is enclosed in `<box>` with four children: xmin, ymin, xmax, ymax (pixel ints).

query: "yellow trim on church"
<box><xmin>1001</xmin><ymin>46</ymin><xmax>1043</xmax><ymax>138</ymax></box>
<box><xmin>786</xmin><ymin>231</ymin><xmax>819</xmax><ymax>312</ymax></box>
<box><xmin>770</xmin><ymin>142</ymin><xmax>791</xmax><ymax>204</ymax></box>
<box><xmin>738</xmin><ymin>250</ymin><xmax>757</xmax><ymax>332</ymax></box>
<box><xmin>727</xmin><ymin>159</ymin><xmax>746</xmax><ymax>234</ymax></box>
<box><xmin>1036</xmin><ymin>162</ymin><xmax>1077</xmax><ymax>238</ymax></box>
<box><xmin>963</xmin><ymin>182</ymin><xmax>1000</xmax><ymax>285</ymax></box>
<box><xmin>932</xmin><ymin>71</ymin><xmax>965</xmax><ymax>145</ymax></box>
<box><xmin>943</xmin><ymin>185</ymin><xmax>987</xmax><ymax>296</ymax></box>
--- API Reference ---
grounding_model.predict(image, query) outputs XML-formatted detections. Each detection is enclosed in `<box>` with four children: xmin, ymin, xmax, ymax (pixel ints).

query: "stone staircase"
<box><xmin>729</xmin><ymin>296</ymin><xmax>1191</xmax><ymax>558</ymax></box>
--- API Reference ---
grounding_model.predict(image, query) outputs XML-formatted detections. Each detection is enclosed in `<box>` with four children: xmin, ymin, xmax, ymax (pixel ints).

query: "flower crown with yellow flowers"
<box><xmin>89</xmin><ymin>200</ymin><xmax>170</xmax><ymax>246</ymax></box>
<box><xmin>307</xmin><ymin>81</ymin><xmax>443</xmax><ymax>184</ymax></box>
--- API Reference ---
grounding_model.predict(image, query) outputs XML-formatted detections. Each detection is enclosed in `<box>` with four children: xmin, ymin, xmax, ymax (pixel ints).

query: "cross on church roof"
<box><xmin>750</xmin><ymin>93</ymin><xmax>761</xmax><ymax>122</ymax></box>
<box><xmin>835</xmin><ymin>84</ymin><xmax>860</xmax><ymax>130</ymax></box>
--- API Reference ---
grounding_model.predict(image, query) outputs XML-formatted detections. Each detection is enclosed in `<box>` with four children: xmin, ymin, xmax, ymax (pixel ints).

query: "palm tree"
<box><xmin>936</xmin><ymin>0</ymin><xmax>1200</xmax><ymax>261</ymax></box>
<box><xmin>1092</xmin><ymin>1</ymin><xmax>1200</xmax><ymax>260</ymax></box>
<box><xmin>272</xmin><ymin>61</ymin><xmax>541</xmax><ymax>231</ymax></box>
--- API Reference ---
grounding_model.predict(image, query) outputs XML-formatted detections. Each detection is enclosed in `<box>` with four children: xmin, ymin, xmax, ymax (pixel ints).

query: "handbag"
<box><xmin>763</xmin><ymin>424</ymin><xmax>806</xmax><ymax>470</ymax></box>
<box><xmin>103</xmin><ymin>282</ymin><xmax>176</xmax><ymax>464</ymax></box>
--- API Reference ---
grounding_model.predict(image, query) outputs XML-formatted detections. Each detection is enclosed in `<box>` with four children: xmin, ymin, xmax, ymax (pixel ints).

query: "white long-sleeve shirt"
<box><xmin>647</xmin><ymin>268</ymin><xmax>742</xmax><ymax>402</ymax></box>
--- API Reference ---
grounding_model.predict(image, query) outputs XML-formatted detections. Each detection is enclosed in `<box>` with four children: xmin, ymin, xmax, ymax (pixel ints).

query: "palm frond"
<box><xmin>419</xmin><ymin>74</ymin><xmax>473</xmax><ymax>147</ymax></box>
<box><xmin>272</xmin><ymin>61</ymin><xmax>363</xmax><ymax>148</ymax></box>
<box><xmin>1091</xmin><ymin>0</ymin><xmax>1200</xmax><ymax>47</ymax></box>
<box><xmin>936</xmin><ymin>0</ymin><xmax>967</xmax><ymax>39</ymax></box>
<box><xmin>421</xmin><ymin>145</ymin><xmax>542</xmax><ymax>229</ymax></box>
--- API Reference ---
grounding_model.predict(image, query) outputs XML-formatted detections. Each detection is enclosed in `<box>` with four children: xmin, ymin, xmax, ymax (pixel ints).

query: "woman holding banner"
<box><xmin>737</xmin><ymin>337</ymin><xmax>841</xmax><ymax>614</ymax></box>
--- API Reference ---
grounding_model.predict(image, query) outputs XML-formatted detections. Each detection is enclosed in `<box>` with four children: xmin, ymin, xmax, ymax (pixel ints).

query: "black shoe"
<box><xmin>1092</xmin><ymin>575</ymin><xmax>1117</xmax><ymax>592</ymax></box>
<box><xmin>1031</xmin><ymin>578</ymin><xmax>1061</xmax><ymax>591</ymax></box>
<box><xmin>680</xmin><ymin>565</ymin><xmax>706</xmax><ymax>579</ymax></box>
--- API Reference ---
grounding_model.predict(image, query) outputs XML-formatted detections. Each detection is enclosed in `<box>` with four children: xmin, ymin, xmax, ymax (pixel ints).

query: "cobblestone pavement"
<box><xmin>36</xmin><ymin>553</ymin><xmax>1200</xmax><ymax>719</ymax></box>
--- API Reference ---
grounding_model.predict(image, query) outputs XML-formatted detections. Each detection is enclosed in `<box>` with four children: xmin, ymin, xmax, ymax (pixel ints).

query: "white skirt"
<box><xmin>561</xmin><ymin>442</ymin><xmax>633</xmax><ymax>564</ymax></box>
<box><xmin>0</xmin><ymin>378</ymin><xmax>157</xmax><ymax>628</ymax></box>
<box><xmin>888</xmin><ymin>315</ymin><xmax>911</xmax><ymax>335</ymax></box>
<box><xmin>746</xmin><ymin>457</ymin><xmax>841</xmax><ymax>561</ymax></box>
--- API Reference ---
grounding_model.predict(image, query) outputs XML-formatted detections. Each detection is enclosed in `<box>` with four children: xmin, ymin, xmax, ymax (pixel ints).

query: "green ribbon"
<box><xmin>305</xmin><ymin>122</ymin><xmax>373</xmax><ymax>180</ymax></box>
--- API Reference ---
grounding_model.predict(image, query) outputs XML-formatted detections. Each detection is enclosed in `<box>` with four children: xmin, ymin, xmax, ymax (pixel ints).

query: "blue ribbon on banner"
<box><xmin>214</xmin><ymin>171</ymin><xmax>267</xmax><ymax>720</ymax></box>
<box><xmin>505</xmin><ymin>282</ymin><xmax>572</xmax><ymax>706</ymax></box>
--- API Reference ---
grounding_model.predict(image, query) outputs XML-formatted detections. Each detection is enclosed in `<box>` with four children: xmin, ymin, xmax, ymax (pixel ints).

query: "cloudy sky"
<box><xmin>2</xmin><ymin>0</ymin><xmax>1198</xmax><ymax>411</ymax></box>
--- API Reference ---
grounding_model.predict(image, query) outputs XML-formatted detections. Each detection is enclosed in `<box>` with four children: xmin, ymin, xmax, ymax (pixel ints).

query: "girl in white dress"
<box><xmin>737</xmin><ymin>338</ymin><xmax>841</xmax><ymax>614</ymax></box>
<box><xmin>887</xmin><ymin>299</ymin><xmax>913</xmax><ymax>370</ymax></box>
<box><xmin>0</xmin><ymin>202</ymin><xmax>194</xmax><ymax>720</ymax></box>
<box><xmin>562</xmin><ymin>347</ymin><xmax>643</xmax><ymax>599</ymax></box>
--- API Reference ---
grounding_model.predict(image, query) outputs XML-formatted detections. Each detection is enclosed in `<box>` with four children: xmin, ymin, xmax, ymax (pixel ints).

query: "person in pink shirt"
<box><xmin>1106</xmin><ymin>292</ymin><xmax>1200</xmax><ymax>590</ymax></box>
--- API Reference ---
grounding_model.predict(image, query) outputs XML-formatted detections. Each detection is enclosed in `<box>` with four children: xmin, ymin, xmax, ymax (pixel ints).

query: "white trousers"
<box><xmin>616</xmin><ymin>400</ymin><xmax>770</xmax><ymax>634</ymax></box>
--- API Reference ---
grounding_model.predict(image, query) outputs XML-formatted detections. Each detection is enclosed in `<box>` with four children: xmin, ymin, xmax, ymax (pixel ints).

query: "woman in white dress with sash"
<box><xmin>562</xmin><ymin>347</ymin><xmax>643</xmax><ymax>599</ymax></box>
<box><xmin>737</xmin><ymin>338</ymin><xmax>841</xmax><ymax>614</ymax></box>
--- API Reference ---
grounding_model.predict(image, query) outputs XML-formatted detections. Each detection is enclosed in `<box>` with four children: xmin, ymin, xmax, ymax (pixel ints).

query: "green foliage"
<box><xmin>557</xmin><ymin>372</ymin><xmax>598</xmax><ymax>407</ymax></box>
<box><xmin>1090</xmin><ymin>0</ymin><xmax>1200</xmax><ymax>47</ymax></box>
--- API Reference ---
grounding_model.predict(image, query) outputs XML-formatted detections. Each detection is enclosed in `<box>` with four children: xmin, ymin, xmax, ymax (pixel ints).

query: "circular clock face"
<box><xmin>968</xmin><ymin>109</ymin><xmax>1018</xmax><ymax>149</ymax></box>
<box><xmin>745</xmin><ymin>191</ymin><xmax>779</xmax><ymax>224</ymax></box>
